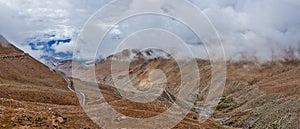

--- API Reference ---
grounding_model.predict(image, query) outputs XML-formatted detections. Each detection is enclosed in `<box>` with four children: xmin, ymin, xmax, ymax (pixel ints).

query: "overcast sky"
<box><xmin>0</xmin><ymin>0</ymin><xmax>300</xmax><ymax>62</ymax></box>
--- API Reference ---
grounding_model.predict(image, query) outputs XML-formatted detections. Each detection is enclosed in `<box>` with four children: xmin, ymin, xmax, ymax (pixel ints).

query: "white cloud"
<box><xmin>0</xmin><ymin>0</ymin><xmax>300</xmax><ymax>62</ymax></box>
<box><xmin>51</xmin><ymin>40</ymin><xmax>75</xmax><ymax>53</ymax></box>
<box><xmin>0</xmin><ymin>0</ymin><xmax>110</xmax><ymax>52</ymax></box>
<box><xmin>192</xmin><ymin>0</ymin><xmax>300</xmax><ymax>61</ymax></box>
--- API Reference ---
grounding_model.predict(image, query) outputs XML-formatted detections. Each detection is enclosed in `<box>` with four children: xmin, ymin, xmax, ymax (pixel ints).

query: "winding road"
<box><xmin>60</xmin><ymin>73</ymin><xmax>86</xmax><ymax>105</ymax></box>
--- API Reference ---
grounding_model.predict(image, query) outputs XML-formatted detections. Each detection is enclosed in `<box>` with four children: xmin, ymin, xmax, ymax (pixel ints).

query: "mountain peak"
<box><xmin>107</xmin><ymin>48</ymin><xmax>171</xmax><ymax>62</ymax></box>
<box><xmin>0</xmin><ymin>34</ymin><xmax>10</xmax><ymax>47</ymax></box>
<box><xmin>0</xmin><ymin>35</ymin><xmax>24</xmax><ymax>55</ymax></box>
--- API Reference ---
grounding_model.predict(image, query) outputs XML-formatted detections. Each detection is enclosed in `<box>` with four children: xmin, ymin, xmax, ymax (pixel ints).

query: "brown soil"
<box><xmin>2</xmin><ymin>40</ymin><xmax>300</xmax><ymax>128</ymax></box>
<box><xmin>82</xmin><ymin>50</ymin><xmax>300</xmax><ymax>128</ymax></box>
<box><xmin>0</xmin><ymin>39</ymin><xmax>99</xmax><ymax>128</ymax></box>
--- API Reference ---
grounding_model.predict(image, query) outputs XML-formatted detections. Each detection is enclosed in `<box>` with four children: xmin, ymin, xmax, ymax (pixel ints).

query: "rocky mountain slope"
<box><xmin>77</xmin><ymin>49</ymin><xmax>300</xmax><ymax>128</ymax></box>
<box><xmin>214</xmin><ymin>62</ymin><xmax>300</xmax><ymax>128</ymax></box>
<box><xmin>0</xmin><ymin>35</ymin><xmax>98</xmax><ymax>128</ymax></box>
<box><xmin>72</xmin><ymin>49</ymin><xmax>231</xmax><ymax>128</ymax></box>
<box><xmin>2</xmin><ymin>37</ymin><xmax>299</xmax><ymax>128</ymax></box>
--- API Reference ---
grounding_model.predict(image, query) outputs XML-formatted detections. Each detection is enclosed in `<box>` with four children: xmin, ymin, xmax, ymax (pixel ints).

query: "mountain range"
<box><xmin>1</xmin><ymin>35</ymin><xmax>300</xmax><ymax>128</ymax></box>
<box><xmin>73</xmin><ymin>49</ymin><xmax>300</xmax><ymax>128</ymax></box>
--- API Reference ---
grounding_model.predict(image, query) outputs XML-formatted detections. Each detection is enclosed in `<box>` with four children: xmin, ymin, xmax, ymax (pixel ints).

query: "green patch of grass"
<box><xmin>216</xmin><ymin>103</ymin><xmax>231</xmax><ymax>110</ymax></box>
<box><xmin>216</xmin><ymin>97</ymin><xmax>236</xmax><ymax>111</ymax></box>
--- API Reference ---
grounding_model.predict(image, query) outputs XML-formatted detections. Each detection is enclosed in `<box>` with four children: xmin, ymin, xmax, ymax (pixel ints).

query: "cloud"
<box><xmin>0</xmin><ymin>0</ymin><xmax>113</xmax><ymax>65</ymax></box>
<box><xmin>192</xmin><ymin>0</ymin><xmax>300</xmax><ymax>61</ymax></box>
<box><xmin>51</xmin><ymin>40</ymin><xmax>75</xmax><ymax>53</ymax></box>
<box><xmin>0</xmin><ymin>0</ymin><xmax>110</xmax><ymax>58</ymax></box>
<box><xmin>0</xmin><ymin>0</ymin><xmax>300</xmax><ymax>62</ymax></box>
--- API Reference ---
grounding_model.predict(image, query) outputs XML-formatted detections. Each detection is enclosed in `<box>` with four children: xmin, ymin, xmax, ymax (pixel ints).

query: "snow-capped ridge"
<box><xmin>109</xmin><ymin>48</ymin><xmax>171</xmax><ymax>62</ymax></box>
<box><xmin>134</xmin><ymin>48</ymin><xmax>171</xmax><ymax>60</ymax></box>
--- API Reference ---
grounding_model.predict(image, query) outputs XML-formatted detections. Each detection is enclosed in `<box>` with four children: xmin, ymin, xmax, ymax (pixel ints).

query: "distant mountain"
<box><xmin>106</xmin><ymin>48</ymin><xmax>171</xmax><ymax>61</ymax></box>
<box><xmin>55</xmin><ymin>60</ymin><xmax>88</xmax><ymax>77</ymax></box>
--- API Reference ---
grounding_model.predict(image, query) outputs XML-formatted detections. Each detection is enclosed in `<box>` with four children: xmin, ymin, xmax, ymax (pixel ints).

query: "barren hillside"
<box><xmin>2</xmin><ymin>40</ymin><xmax>299</xmax><ymax>128</ymax></box>
<box><xmin>75</xmin><ymin>49</ymin><xmax>231</xmax><ymax>128</ymax></box>
<box><xmin>78</xmin><ymin>49</ymin><xmax>300</xmax><ymax>128</ymax></box>
<box><xmin>0</xmin><ymin>36</ymin><xmax>99</xmax><ymax>128</ymax></box>
<box><xmin>215</xmin><ymin>62</ymin><xmax>300</xmax><ymax>128</ymax></box>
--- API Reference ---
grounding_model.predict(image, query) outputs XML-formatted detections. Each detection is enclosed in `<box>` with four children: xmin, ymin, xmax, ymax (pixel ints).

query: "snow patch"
<box><xmin>111</xmin><ymin>49</ymin><xmax>171</xmax><ymax>62</ymax></box>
